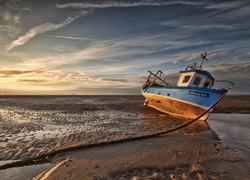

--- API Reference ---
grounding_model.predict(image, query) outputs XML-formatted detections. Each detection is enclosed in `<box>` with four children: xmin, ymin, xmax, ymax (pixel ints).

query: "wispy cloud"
<box><xmin>81</xmin><ymin>78</ymin><xmax>137</xmax><ymax>89</ymax></box>
<box><xmin>4</xmin><ymin>34</ymin><xmax>159</xmax><ymax>69</ymax></box>
<box><xmin>210</xmin><ymin>62</ymin><xmax>250</xmax><ymax>80</ymax></box>
<box><xmin>183</xmin><ymin>55</ymin><xmax>200</xmax><ymax>62</ymax></box>
<box><xmin>1</xmin><ymin>10</ymin><xmax>20</xmax><ymax>24</ymax></box>
<box><xmin>0</xmin><ymin>69</ymin><xmax>92</xmax><ymax>85</ymax></box>
<box><xmin>204</xmin><ymin>1</ymin><xmax>250</xmax><ymax>25</ymax></box>
<box><xmin>0</xmin><ymin>25</ymin><xmax>16</xmax><ymax>32</ymax></box>
<box><xmin>17</xmin><ymin>79</ymin><xmax>47</xmax><ymax>84</ymax></box>
<box><xmin>0</xmin><ymin>70</ymin><xmax>43</xmax><ymax>77</ymax></box>
<box><xmin>160</xmin><ymin>1</ymin><xmax>250</xmax><ymax>30</ymax></box>
<box><xmin>232</xmin><ymin>52</ymin><xmax>250</xmax><ymax>61</ymax></box>
<box><xmin>101</xmin><ymin>78</ymin><xmax>128</xmax><ymax>82</ymax></box>
<box><xmin>205</xmin><ymin>1</ymin><xmax>245</xmax><ymax>9</ymax></box>
<box><xmin>0</xmin><ymin>69</ymin><xmax>135</xmax><ymax>90</ymax></box>
<box><xmin>160</xmin><ymin>20</ymin><xmax>236</xmax><ymax>30</ymax></box>
<box><xmin>44</xmin><ymin>35</ymin><xmax>96</xmax><ymax>41</ymax></box>
<box><xmin>7</xmin><ymin>31</ymin><xmax>214</xmax><ymax>75</ymax></box>
<box><xmin>4</xmin><ymin>0</ymin><xmax>32</xmax><ymax>11</ymax></box>
<box><xmin>4</xmin><ymin>11</ymin><xmax>88</xmax><ymax>53</ymax></box>
<box><xmin>159</xmin><ymin>12</ymin><xmax>239</xmax><ymax>30</ymax></box>
<box><xmin>56</xmin><ymin>1</ymin><xmax>204</xmax><ymax>9</ymax></box>
<box><xmin>208</xmin><ymin>51</ymin><xmax>226</xmax><ymax>58</ymax></box>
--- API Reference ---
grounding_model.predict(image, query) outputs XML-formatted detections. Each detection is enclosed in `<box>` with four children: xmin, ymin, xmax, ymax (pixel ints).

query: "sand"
<box><xmin>0</xmin><ymin>95</ymin><xmax>215</xmax><ymax>163</ymax></box>
<box><xmin>0</xmin><ymin>95</ymin><xmax>249</xmax><ymax>180</ymax></box>
<box><xmin>34</xmin><ymin>133</ymin><xmax>249</xmax><ymax>180</ymax></box>
<box><xmin>33</xmin><ymin>95</ymin><xmax>250</xmax><ymax>180</ymax></box>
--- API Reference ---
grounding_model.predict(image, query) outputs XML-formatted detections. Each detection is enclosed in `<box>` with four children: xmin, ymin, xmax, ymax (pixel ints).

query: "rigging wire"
<box><xmin>150</xmin><ymin>64</ymin><xmax>187</xmax><ymax>72</ymax></box>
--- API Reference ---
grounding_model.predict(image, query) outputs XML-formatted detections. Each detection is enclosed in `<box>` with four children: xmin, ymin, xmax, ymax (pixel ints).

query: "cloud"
<box><xmin>232</xmin><ymin>52</ymin><xmax>250</xmax><ymax>61</ymax></box>
<box><xmin>209</xmin><ymin>62</ymin><xmax>250</xmax><ymax>79</ymax></box>
<box><xmin>160</xmin><ymin>21</ymin><xmax>236</xmax><ymax>30</ymax></box>
<box><xmin>205</xmin><ymin>1</ymin><xmax>245</xmax><ymax>9</ymax></box>
<box><xmin>0</xmin><ymin>25</ymin><xmax>16</xmax><ymax>32</ymax></box>
<box><xmin>8</xmin><ymin>31</ymin><xmax>213</xmax><ymax>75</ymax></box>
<box><xmin>101</xmin><ymin>78</ymin><xmax>128</xmax><ymax>82</ymax></box>
<box><xmin>4</xmin><ymin>0</ymin><xmax>32</xmax><ymax>11</ymax></box>
<box><xmin>0</xmin><ymin>69</ymin><xmax>86</xmax><ymax>80</ymax></box>
<box><xmin>207</xmin><ymin>51</ymin><xmax>227</xmax><ymax>60</ymax></box>
<box><xmin>208</xmin><ymin>62</ymin><xmax>238</xmax><ymax>68</ymax></box>
<box><xmin>44</xmin><ymin>35</ymin><xmax>96</xmax><ymax>41</ymax></box>
<box><xmin>209</xmin><ymin>63</ymin><xmax>250</xmax><ymax>92</ymax></box>
<box><xmin>159</xmin><ymin>14</ymin><xmax>238</xmax><ymax>30</ymax></box>
<box><xmin>0</xmin><ymin>70</ymin><xmax>43</xmax><ymax>77</ymax></box>
<box><xmin>160</xmin><ymin>1</ymin><xmax>250</xmax><ymax>31</ymax></box>
<box><xmin>183</xmin><ymin>55</ymin><xmax>200</xmax><ymax>62</ymax></box>
<box><xmin>17</xmin><ymin>79</ymin><xmax>47</xmax><ymax>84</ymax></box>
<box><xmin>1</xmin><ymin>10</ymin><xmax>20</xmax><ymax>24</ymax></box>
<box><xmin>81</xmin><ymin>78</ymin><xmax>136</xmax><ymax>89</ymax></box>
<box><xmin>5</xmin><ymin>33</ymin><xmax>169</xmax><ymax>70</ymax></box>
<box><xmin>56</xmin><ymin>1</ymin><xmax>204</xmax><ymax>9</ymax></box>
<box><xmin>51</xmin><ymin>45</ymin><xmax>77</xmax><ymax>53</ymax></box>
<box><xmin>172</xmin><ymin>61</ymin><xmax>178</xmax><ymax>64</ymax></box>
<box><xmin>4</xmin><ymin>11</ymin><xmax>88</xmax><ymax>53</ymax></box>
<box><xmin>170</xmin><ymin>55</ymin><xmax>186</xmax><ymax>64</ymax></box>
<box><xmin>204</xmin><ymin>1</ymin><xmax>250</xmax><ymax>24</ymax></box>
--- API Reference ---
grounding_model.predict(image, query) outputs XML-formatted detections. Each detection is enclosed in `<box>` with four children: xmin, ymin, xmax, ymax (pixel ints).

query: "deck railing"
<box><xmin>211</xmin><ymin>80</ymin><xmax>234</xmax><ymax>90</ymax></box>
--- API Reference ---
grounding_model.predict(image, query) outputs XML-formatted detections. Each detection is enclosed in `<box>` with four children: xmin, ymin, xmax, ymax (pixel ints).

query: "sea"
<box><xmin>0</xmin><ymin>95</ymin><xmax>249</xmax><ymax>179</ymax></box>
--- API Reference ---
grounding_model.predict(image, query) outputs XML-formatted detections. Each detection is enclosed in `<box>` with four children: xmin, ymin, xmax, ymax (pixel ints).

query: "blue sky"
<box><xmin>0</xmin><ymin>0</ymin><xmax>249</xmax><ymax>95</ymax></box>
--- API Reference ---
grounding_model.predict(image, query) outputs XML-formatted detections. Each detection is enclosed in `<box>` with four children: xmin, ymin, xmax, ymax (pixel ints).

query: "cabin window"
<box><xmin>193</xmin><ymin>77</ymin><xmax>202</xmax><ymax>85</ymax></box>
<box><xmin>204</xmin><ymin>82</ymin><xmax>210</xmax><ymax>88</ymax></box>
<box><xmin>182</xmin><ymin>76</ymin><xmax>191</xmax><ymax>83</ymax></box>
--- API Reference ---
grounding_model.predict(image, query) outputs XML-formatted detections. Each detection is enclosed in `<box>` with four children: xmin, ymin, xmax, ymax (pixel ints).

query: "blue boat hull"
<box><xmin>141</xmin><ymin>86</ymin><xmax>227</xmax><ymax>121</ymax></box>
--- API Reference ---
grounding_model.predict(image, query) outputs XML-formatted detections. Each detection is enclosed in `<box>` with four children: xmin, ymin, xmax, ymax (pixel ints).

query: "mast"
<box><xmin>199</xmin><ymin>52</ymin><xmax>208</xmax><ymax>70</ymax></box>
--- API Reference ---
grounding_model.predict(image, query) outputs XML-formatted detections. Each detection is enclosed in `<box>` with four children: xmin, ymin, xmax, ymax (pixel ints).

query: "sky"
<box><xmin>0</xmin><ymin>0</ymin><xmax>249</xmax><ymax>95</ymax></box>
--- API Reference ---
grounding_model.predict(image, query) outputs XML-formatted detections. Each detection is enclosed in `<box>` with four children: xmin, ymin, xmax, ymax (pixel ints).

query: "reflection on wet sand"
<box><xmin>142</xmin><ymin>106</ymin><xmax>213</xmax><ymax>134</ymax></box>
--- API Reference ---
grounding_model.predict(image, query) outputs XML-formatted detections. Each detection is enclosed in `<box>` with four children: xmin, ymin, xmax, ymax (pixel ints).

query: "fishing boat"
<box><xmin>141</xmin><ymin>53</ymin><xmax>234</xmax><ymax>121</ymax></box>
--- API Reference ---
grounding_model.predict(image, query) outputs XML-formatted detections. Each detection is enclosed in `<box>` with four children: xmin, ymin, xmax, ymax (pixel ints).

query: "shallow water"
<box><xmin>0</xmin><ymin>96</ymin><xmax>249</xmax><ymax>179</ymax></box>
<box><xmin>0</xmin><ymin>163</ymin><xmax>53</xmax><ymax>180</ymax></box>
<box><xmin>208</xmin><ymin>113</ymin><xmax>250</xmax><ymax>147</ymax></box>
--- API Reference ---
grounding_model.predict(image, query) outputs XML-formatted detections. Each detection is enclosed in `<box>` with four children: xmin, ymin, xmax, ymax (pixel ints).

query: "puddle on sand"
<box><xmin>0</xmin><ymin>163</ymin><xmax>53</xmax><ymax>180</ymax></box>
<box><xmin>208</xmin><ymin>114</ymin><xmax>250</xmax><ymax>146</ymax></box>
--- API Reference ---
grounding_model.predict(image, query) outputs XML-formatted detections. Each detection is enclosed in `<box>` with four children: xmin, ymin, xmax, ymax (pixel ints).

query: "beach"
<box><xmin>0</xmin><ymin>95</ymin><xmax>249</xmax><ymax>180</ymax></box>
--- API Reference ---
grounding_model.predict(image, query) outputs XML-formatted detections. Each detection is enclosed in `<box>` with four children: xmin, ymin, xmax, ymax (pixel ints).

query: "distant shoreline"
<box><xmin>214</xmin><ymin>94</ymin><xmax>250</xmax><ymax>114</ymax></box>
<box><xmin>0</xmin><ymin>94</ymin><xmax>143</xmax><ymax>98</ymax></box>
<box><xmin>0</xmin><ymin>94</ymin><xmax>249</xmax><ymax>98</ymax></box>
<box><xmin>0</xmin><ymin>94</ymin><xmax>249</xmax><ymax>114</ymax></box>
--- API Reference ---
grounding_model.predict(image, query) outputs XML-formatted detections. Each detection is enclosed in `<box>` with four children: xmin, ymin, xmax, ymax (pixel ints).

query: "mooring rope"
<box><xmin>150</xmin><ymin>89</ymin><xmax>228</xmax><ymax>136</ymax></box>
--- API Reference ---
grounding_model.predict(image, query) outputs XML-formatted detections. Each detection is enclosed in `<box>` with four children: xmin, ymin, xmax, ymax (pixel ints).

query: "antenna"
<box><xmin>199</xmin><ymin>52</ymin><xmax>208</xmax><ymax>70</ymax></box>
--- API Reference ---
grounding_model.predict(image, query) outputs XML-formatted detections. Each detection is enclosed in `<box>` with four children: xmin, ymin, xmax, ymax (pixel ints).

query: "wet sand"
<box><xmin>33</xmin><ymin>95</ymin><xmax>250</xmax><ymax>180</ymax></box>
<box><xmin>34</xmin><ymin>133</ymin><xmax>250</xmax><ymax>180</ymax></box>
<box><xmin>0</xmin><ymin>95</ymin><xmax>249</xmax><ymax>179</ymax></box>
<box><xmin>34</xmin><ymin>119</ymin><xmax>250</xmax><ymax>180</ymax></box>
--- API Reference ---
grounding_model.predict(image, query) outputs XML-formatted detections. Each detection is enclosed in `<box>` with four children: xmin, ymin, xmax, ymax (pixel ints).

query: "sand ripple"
<box><xmin>0</xmin><ymin>96</ymin><xmax>195</xmax><ymax>161</ymax></box>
